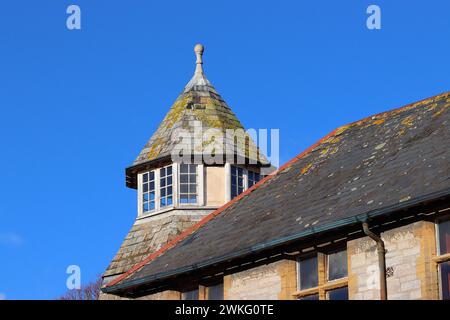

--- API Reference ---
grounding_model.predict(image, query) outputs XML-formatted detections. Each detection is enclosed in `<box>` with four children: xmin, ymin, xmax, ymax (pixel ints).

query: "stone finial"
<box><xmin>194</xmin><ymin>44</ymin><xmax>204</xmax><ymax>75</ymax></box>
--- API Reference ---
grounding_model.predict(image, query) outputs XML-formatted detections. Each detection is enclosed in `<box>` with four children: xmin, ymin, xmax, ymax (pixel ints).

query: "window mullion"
<box><xmin>155</xmin><ymin>169</ymin><xmax>161</xmax><ymax>211</ymax></box>
<box><xmin>225</xmin><ymin>163</ymin><xmax>231</xmax><ymax>202</ymax></box>
<box><xmin>198</xmin><ymin>164</ymin><xmax>204</xmax><ymax>206</ymax></box>
<box><xmin>173</xmin><ymin>163</ymin><xmax>179</xmax><ymax>207</ymax></box>
<box><xmin>244</xmin><ymin>169</ymin><xmax>249</xmax><ymax>191</ymax></box>
<box><xmin>137</xmin><ymin>173</ymin><xmax>143</xmax><ymax>217</ymax></box>
<box><xmin>317</xmin><ymin>253</ymin><xmax>327</xmax><ymax>300</ymax></box>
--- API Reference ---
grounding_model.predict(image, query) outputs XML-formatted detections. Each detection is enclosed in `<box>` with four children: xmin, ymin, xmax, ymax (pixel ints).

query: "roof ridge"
<box><xmin>344</xmin><ymin>90</ymin><xmax>450</xmax><ymax>128</ymax></box>
<box><xmin>104</xmin><ymin>89</ymin><xmax>450</xmax><ymax>290</ymax></box>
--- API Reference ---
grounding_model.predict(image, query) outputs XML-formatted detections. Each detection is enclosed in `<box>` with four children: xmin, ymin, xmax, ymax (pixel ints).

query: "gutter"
<box><xmin>102</xmin><ymin>187</ymin><xmax>450</xmax><ymax>295</ymax></box>
<box><xmin>362</xmin><ymin>222</ymin><xmax>387</xmax><ymax>300</ymax></box>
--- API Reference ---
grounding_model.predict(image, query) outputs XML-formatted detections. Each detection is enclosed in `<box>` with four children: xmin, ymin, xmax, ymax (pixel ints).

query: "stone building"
<box><xmin>101</xmin><ymin>45</ymin><xmax>450</xmax><ymax>300</ymax></box>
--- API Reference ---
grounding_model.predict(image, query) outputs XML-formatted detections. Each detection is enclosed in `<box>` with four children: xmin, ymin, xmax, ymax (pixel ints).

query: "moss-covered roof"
<box><xmin>105</xmin><ymin>90</ymin><xmax>450</xmax><ymax>295</ymax></box>
<box><xmin>133</xmin><ymin>53</ymin><xmax>268</xmax><ymax>167</ymax></box>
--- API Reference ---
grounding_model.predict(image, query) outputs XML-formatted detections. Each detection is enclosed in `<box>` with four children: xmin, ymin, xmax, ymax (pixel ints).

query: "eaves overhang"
<box><xmin>102</xmin><ymin>187</ymin><xmax>450</xmax><ymax>296</ymax></box>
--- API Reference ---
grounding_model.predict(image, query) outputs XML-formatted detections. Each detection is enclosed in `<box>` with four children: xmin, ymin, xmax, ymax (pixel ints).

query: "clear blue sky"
<box><xmin>0</xmin><ymin>0</ymin><xmax>449</xmax><ymax>299</ymax></box>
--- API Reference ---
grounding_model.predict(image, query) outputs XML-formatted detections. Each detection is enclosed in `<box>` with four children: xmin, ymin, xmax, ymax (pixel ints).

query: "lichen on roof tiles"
<box><xmin>112</xmin><ymin>91</ymin><xmax>450</xmax><ymax>290</ymax></box>
<box><xmin>133</xmin><ymin>47</ymin><xmax>268</xmax><ymax>166</ymax></box>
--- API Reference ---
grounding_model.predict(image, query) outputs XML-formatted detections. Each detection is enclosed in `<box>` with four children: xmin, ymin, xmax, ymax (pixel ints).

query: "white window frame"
<box><xmin>247</xmin><ymin>170</ymin><xmax>261</xmax><ymax>189</ymax></box>
<box><xmin>178</xmin><ymin>163</ymin><xmax>203</xmax><ymax>206</ymax></box>
<box><xmin>138</xmin><ymin>165</ymin><xmax>175</xmax><ymax>217</ymax></box>
<box><xmin>138</xmin><ymin>169</ymin><xmax>157</xmax><ymax>216</ymax></box>
<box><xmin>159</xmin><ymin>164</ymin><xmax>174</xmax><ymax>210</ymax></box>
<box><xmin>229</xmin><ymin>165</ymin><xmax>261</xmax><ymax>200</ymax></box>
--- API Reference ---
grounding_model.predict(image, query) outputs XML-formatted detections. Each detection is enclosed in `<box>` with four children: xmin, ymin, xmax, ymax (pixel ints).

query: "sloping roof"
<box><xmin>102</xmin><ymin>214</ymin><xmax>202</xmax><ymax>278</ymax></box>
<box><xmin>132</xmin><ymin>48</ymin><xmax>267</xmax><ymax>168</ymax></box>
<box><xmin>105</xmin><ymin>91</ymin><xmax>450</xmax><ymax>293</ymax></box>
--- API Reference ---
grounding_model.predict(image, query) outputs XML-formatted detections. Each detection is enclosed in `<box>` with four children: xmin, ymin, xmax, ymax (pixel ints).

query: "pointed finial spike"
<box><xmin>194</xmin><ymin>44</ymin><xmax>204</xmax><ymax>74</ymax></box>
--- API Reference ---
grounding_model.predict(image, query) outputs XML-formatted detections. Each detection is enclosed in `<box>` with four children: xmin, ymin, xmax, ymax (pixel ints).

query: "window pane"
<box><xmin>179</xmin><ymin>164</ymin><xmax>197</xmax><ymax>205</ymax></box>
<box><xmin>161</xmin><ymin>167</ymin><xmax>166</xmax><ymax>176</ymax></box>
<box><xmin>439</xmin><ymin>220</ymin><xmax>450</xmax><ymax>255</ymax></box>
<box><xmin>182</xmin><ymin>289</ymin><xmax>199</xmax><ymax>300</ymax></box>
<box><xmin>298</xmin><ymin>294</ymin><xmax>319</xmax><ymax>301</ymax></box>
<box><xmin>230</xmin><ymin>166</ymin><xmax>245</xmax><ymax>199</ymax></box>
<box><xmin>180</xmin><ymin>174</ymin><xmax>188</xmax><ymax>183</ymax></box>
<box><xmin>327</xmin><ymin>287</ymin><xmax>348</xmax><ymax>300</ymax></box>
<box><xmin>299</xmin><ymin>256</ymin><xmax>318</xmax><ymax>290</ymax></box>
<box><xmin>440</xmin><ymin>261</ymin><xmax>450</xmax><ymax>300</ymax></box>
<box><xmin>328</xmin><ymin>249</ymin><xmax>348</xmax><ymax>281</ymax></box>
<box><xmin>207</xmin><ymin>283</ymin><xmax>224</xmax><ymax>300</ymax></box>
<box><xmin>180</xmin><ymin>195</ymin><xmax>189</xmax><ymax>204</ymax></box>
<box><xmin>142</xmin><ymin>170</ymin><xmax>157</xmax><ymax>214</ymax></box>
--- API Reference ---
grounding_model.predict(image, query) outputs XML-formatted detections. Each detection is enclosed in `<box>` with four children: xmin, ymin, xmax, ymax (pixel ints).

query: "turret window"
<box><xmin>160</xmin><ymin>165</ymin><xmax>173</xmax><ymax>208</ymax></box>
<box><xmin>248</xmin><ymin>171</ymin><xmax>261</xmax><ymax>188</ymax></box>
<box><xmin>230</xmin><ymin>166</ymin><xmax>261</xmax><ymax>199</ymax></box>
<box><xmin>231</xmin><ymin>166</ymin><xmax>244</xmax><ymax>199</ymax></box>
<box><xmin>180</xmin><ymin>164</ymin><xmax>198</xmax><ymax>204</ymax></box>
<box><xmin>142</xmin><ymin>171</ymin><xmax>156</xmax><ymax>213</ymax></box>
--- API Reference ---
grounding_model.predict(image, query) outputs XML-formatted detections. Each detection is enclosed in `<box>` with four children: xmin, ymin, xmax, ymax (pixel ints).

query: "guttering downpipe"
<box><xmin>362</xmin><ymin>222</ymin><xmax>387</xmax><ymax>300</ymax></box>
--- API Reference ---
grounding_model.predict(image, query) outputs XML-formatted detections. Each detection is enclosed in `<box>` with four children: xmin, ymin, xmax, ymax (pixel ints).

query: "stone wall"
<box><xmin>224</xmin><ymin>261</ymin><xmax>283</xmax><ymax>300</ymax></box>
<box><xmin>101</xmin><ymin>219</ymin><xmax>441</xmax><ymax>300</ymax></box>
<box><xmin>348</xmin><ymin>220</ymin><xmax>438</xmax><ymax>300</ymax></box>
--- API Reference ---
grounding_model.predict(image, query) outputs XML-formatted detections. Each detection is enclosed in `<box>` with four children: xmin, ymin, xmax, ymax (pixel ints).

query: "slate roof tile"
<box><xmin>104</xmin><ymin>91</ymin><xmax>450</xmax><ymax>292</ymax></box>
